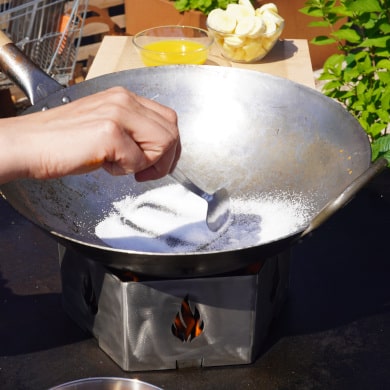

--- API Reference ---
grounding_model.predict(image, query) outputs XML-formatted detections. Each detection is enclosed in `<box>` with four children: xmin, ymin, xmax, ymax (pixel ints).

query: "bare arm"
<box><xmin>0</xmin><ymin>87</ymin><xmax>181</xmax><ymax>184</ymax></box>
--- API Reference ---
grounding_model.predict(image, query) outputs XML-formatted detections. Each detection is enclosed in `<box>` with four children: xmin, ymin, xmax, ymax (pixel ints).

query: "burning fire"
<box><xmin>172</xmin><ymin>295</ymin><xmax>204</xmax><ymax>342</ymax></box>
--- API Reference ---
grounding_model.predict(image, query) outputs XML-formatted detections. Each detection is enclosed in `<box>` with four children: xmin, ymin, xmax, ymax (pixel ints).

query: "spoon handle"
<box><xmin>170</xmin><ymin>168</ymin><xmax>210</xmax><ymax>200</ymax></box>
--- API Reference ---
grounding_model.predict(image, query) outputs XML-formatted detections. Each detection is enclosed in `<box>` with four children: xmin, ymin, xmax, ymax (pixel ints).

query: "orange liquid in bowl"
<box><xmin>140</xmin><ymin>40</ymin><xmax>209</xmax><ymax>66</ymax></box>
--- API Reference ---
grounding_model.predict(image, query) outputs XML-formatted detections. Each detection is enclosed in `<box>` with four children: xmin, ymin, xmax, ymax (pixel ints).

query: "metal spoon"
<box><xmin>170</xmin><ymin>168</ymin><xmax>230</xmax><ymax>232</ymax></box>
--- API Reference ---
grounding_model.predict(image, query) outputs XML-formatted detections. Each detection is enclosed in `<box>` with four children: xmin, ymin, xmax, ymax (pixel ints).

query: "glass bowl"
<box><xmin>132</xmin><ymin>25</ymin><xmax>214</xmax><ymax>66</ymax></box>
<box><xmin>207</xmin><ymin>12</ymin><xmax>284</xmax><ymax>63</ymax></box>
<box><xmin>49</xmin><ymin>377</ymin><xmax>162</xmax><ymax>390</ymax></box>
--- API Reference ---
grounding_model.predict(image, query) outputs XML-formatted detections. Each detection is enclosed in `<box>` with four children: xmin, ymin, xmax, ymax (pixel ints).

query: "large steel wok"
<box><xmin>0</xmin><ymin>32</ymin><xmax>387</xmax><ymax>277</ymax></box>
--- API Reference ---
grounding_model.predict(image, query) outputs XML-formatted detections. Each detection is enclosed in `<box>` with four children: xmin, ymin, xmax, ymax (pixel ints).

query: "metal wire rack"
<box><xmin>0</xmin><ymin>0</ymin><xmax>87</xmax><ymax>87</ymax></box>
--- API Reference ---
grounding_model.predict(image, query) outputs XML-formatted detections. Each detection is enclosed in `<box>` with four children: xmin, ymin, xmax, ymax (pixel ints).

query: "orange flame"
<box><xmin>172</xmin><ymin>295</ymin><xmax>204</xmax><ymax>342</ymax></box>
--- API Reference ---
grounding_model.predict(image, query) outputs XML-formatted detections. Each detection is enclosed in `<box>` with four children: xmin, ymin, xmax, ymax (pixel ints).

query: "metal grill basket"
<box><xmin>0</xmin><ymin>0</ymin><xmax>87</xmax><ymax>86</ymax></box>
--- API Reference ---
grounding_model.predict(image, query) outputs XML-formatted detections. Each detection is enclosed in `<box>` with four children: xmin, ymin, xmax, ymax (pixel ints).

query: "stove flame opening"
<box><xmin>82</xmin><ymin>273</ymin><xmax>98</xmax><ymax>315</ymax></box>
<box><xmin>172</xmin><ymin>295</ymin><xmax>204</xmax><ymax>342</ymax></box>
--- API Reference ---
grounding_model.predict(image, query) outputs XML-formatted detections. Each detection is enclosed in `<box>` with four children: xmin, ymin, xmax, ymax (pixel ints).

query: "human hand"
<box><xmin>0</xmin><ymin>87</ymin><xmax>181</xmax><ymax>184</ymax></box>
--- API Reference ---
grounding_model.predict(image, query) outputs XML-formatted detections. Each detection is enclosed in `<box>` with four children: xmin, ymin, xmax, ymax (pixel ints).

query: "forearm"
<box><xmin>0</xmin><ymin>116</ymin><xmax>30</xmax><ymax>184</ymax></box>
<box><xmin>0</xmin><ymin>111</ymin><xmax>107</xmax><ymax>183</ymax></box>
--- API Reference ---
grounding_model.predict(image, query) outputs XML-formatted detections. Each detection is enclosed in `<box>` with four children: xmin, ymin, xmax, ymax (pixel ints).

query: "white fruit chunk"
<box><xmin>225</xmin><ymin>35</ymin><xmax>245</xmax><ymax>47</ymax></box>
<box><xmin>235</xmin><ymin>16</ymin><xmax>255</xmax><ymax>35</ymax></box>
<box><xmin>262</xmin><ymin>9</ymin><xmax>284</xmax><ymax>27</ymax></box>
<box><xmin>226</xmin><ymin>3</ymin><xmax>255</xmax><ymax>21</ymax></box>
<box><xmin>243</xmin><ymin>40</ymin><xmax>267</xmax><ymax>61</ymax></box>
<box><xmin>222</xmin><ymin>42</ymin><xmax>239</xmax><ymax>59</ymax></box>
<box><xmin>263</xmin><ymin>19</ymin><xmax>277</xmax><ymax>34</ymax></box>
<box><xmin>262</xmin><ymin>35</ymin><xmax>278</xmax><ymax>51</ymax></box>
<box><xmin>208</xmin><ymin>8</ymin><xmax>236</xmax><ymax>33</ymax></box>
<box><xmin>247</xmin><ymin>16</ymin><xmax>266</xmax><ymax>38</ymax></box>
<box><xmin>238</xmin><ymin>0</ymin><xmax>255</xmax><ymax>11</ymax></box>
<box><xmin>262</xmin><ymin>11</ymin><xmax>281</xmax><ymax>34</ymax></box>
<box><xmin>257</xmin><ymin>3</ymin><xmax>279</xmax><ymax>14</ymax></box>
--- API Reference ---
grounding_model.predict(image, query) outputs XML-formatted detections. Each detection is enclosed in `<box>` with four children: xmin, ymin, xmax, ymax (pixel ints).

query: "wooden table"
<box><xmin>87</xmin><ymin>36</ymin><xmax>315</xmax><ymax>89</ymax></box>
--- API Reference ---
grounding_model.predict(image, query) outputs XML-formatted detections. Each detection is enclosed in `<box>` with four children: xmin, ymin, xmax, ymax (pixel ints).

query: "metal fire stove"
<box><xmin>59</xmin><ymin>245</ymin><xmax>290</xmax><ymax>372</ymax></box>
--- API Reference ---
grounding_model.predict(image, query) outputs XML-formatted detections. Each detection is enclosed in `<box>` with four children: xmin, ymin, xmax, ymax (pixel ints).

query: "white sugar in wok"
<box><xmin>96</xmin><ymin>185</ymin><xmax>216</xmax><ymax>252</ymax></box>
<box><xmin>95</xmin><ymin>184</ymin><xmax>315</xmax><ymax>253</ymax></box>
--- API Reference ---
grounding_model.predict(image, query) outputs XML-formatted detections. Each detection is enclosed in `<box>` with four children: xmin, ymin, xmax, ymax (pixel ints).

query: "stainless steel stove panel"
<box><xmin>59</xmin><ymin>246</ymin><xmax>289</xmax><ymax>371</ymax></box>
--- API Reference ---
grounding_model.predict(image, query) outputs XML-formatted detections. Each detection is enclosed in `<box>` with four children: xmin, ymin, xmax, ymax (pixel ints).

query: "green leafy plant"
<box><xmin>171</xmin><ymin>0</ymin><xmax>238</xmax><ymax>15</ymax></box>
<box><xmin>300</xmin><ymin>0</ymin><xmax>390</xmax><ymax>164</ymax></box>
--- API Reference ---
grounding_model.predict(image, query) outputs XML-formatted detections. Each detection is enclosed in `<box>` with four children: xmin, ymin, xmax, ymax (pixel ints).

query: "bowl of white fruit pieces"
<box><xmin>207</xmin><ymin>1</ymin><xmax>284</xmax><ymax>63</ymax></box>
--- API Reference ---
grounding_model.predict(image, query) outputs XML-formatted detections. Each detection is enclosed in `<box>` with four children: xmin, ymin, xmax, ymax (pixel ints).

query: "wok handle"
<box><xmin>302</xmin><ymin>157</ymin><xmax>388</xmax><ymax>237</ymax></box>
<box><xmin>0</xmin><ymin>30</ymin><xmax>63</xmax><ymax>105</ymax></box>
<box><xmin>0</xmin><ymin>30</ymin><xmax>12</xmax><ymax>47</ymax></box>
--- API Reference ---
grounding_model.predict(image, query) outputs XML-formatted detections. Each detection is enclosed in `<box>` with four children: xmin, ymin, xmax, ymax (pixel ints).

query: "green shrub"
<box><xmin>300</xmin><ymin>0</ymin><xmax>390</xmax><ymax>164</ymax></box>
<box><xmin>172</xmin><ymin>0</ymin><xmax>238</xmax><ymax>14</ymax></box>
